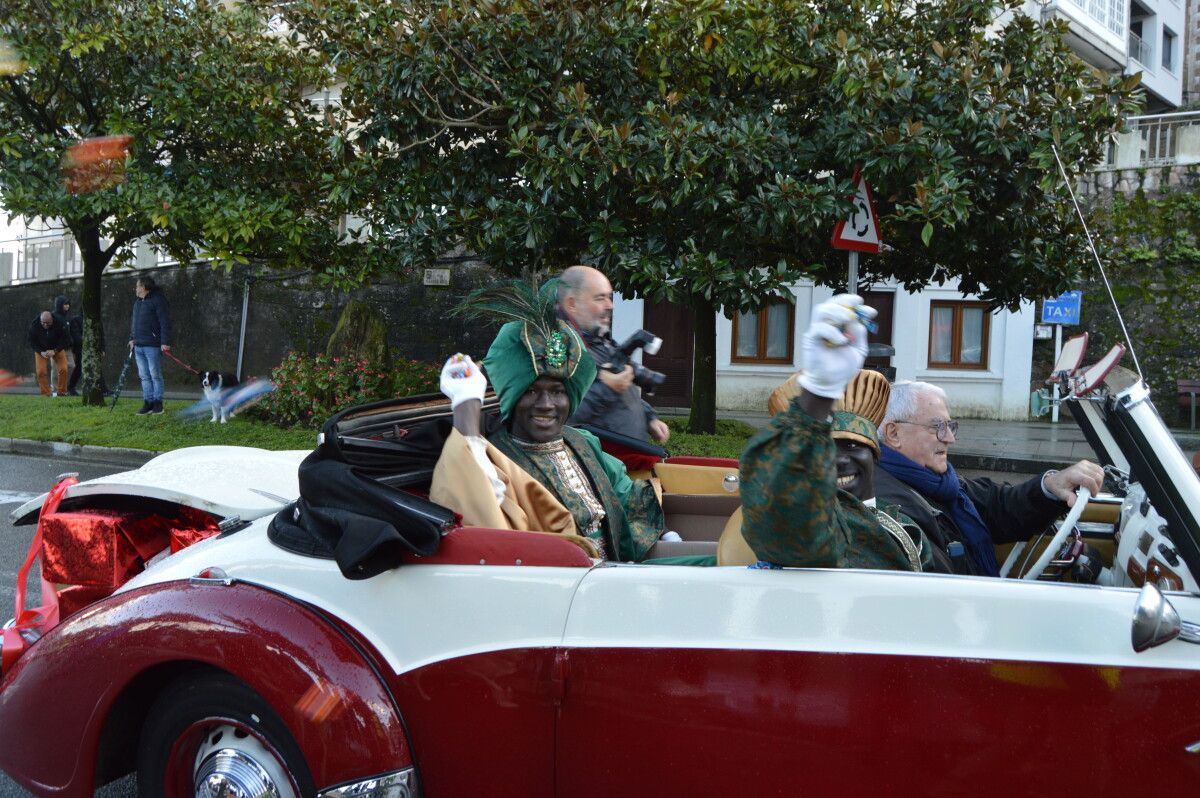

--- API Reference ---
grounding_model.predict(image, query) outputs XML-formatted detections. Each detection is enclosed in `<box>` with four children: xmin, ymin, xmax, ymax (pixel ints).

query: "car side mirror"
<box><xmin>1132</xmin><ymin>583</ymin><xmax>1182</xmax><ymax>652</ymax></box>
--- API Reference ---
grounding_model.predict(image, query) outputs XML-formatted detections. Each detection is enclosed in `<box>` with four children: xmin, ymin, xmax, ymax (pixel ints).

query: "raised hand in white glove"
<box><xmin>440</xmin><ymin>354</ymin><xmax>487</xmax><ymax>409</ymax></box>
<box><xmin>798</xmin><ymin>294</ymin><xmax>875</xmax><ymax>399</ymax></box>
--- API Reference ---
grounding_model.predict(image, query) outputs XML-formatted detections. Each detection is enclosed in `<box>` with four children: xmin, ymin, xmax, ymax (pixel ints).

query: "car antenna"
<box><xmin>1050</xmin><ymin>143</ymin><xmax>1143</xmax><ymax>380</ymax></box>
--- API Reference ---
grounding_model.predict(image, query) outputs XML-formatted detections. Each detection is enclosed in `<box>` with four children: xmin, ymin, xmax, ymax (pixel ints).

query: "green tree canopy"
<box><xmin>286</xmin><ymin>0</ymin><xmax>1140</xmax><ymax>430</ymax></box>
<box><xmin>1082</xmin><ymin>187</ymin><xmax>1200</xmax><ymax>409</ymax></box>
<box><xmin>0</xmin><ymin>0</ymin><xmax>339</xmax><ymax>403</ymax></box>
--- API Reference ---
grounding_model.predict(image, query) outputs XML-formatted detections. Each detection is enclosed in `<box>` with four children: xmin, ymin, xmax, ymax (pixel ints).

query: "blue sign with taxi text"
<box><xmin>1041</xmin><ymin>290</ymin><xmax>1082</xmax><ymax>325</ymax></box>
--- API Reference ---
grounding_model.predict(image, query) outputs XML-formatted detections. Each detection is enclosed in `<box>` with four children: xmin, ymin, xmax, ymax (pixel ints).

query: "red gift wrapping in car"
<box><xmin>40</xmin><ymin>510</ymin><xmax>173</xmax><ymax>588</ymax></box>
<box><xmin>168</xmin><ymin>507</ymin><xmax>221</xmax><ymax>552</ymax></box>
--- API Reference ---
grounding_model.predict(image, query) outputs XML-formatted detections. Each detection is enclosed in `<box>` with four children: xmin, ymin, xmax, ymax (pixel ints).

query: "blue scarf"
<box><xmin>878</xmin><ymin>446</ymin><xmax>999</xmax><ymax>576</ymax></box>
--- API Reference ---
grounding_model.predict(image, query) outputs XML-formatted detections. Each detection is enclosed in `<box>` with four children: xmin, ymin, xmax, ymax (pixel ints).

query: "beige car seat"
<box><xmin>716</xmin><ymin>507</ymin><xmax>756</xmax><ymax>566</ymax></box>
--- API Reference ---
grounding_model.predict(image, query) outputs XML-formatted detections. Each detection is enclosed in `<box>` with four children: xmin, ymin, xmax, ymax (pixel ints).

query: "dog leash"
<box><xmin>162</xmin><ymin>348</ymin><xmax>201</xmax><ymax>376</ymax></box>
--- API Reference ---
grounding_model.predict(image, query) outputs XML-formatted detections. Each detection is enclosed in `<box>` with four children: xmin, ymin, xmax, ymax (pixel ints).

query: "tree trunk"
<box><xmin>327</xmin><ymin>298</ymin><xmax>391</xmax><ymax>367</ymax></box>
<box><xmin>687</xmin><ymin>295</ymin><xmax>717</xmax><ymax>434</ymax></box>
<box><xmin>76</xmin><ymin>226</ymin><xmax>112</xmax><ymax>407</ymax></box>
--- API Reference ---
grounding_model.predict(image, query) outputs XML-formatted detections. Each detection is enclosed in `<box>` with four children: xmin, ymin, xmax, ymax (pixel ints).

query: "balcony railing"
<box><xmin>1129</xmin><ymin>31</ymin><xmax>1152</xmax><ymax>66</ymax></box>
<box><xmin>1103</xmin><ymin>111</ymin><xmax>1200</xmax><ymax>169</ymax></box>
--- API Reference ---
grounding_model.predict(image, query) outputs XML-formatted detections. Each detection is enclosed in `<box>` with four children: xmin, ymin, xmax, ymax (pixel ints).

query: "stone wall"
<box><xmin>0</xmin><ymin>261</ymin><xmax>501</xmax><ymax>391</ymax></box>
<box><xmin>1078</xmin><ymin>163</ymin><xmax>1200</xmax><ymax>198</ymax></box>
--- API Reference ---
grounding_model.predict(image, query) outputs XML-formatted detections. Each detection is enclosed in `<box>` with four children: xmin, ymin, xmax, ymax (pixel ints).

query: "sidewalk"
<box><xmin>695</xmin><ymin>410</ymin><xmax>1200</xmax><ymax>474</ymax></box>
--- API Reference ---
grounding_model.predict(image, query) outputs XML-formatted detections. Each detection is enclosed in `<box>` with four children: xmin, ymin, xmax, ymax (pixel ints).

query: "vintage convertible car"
<box><xmin>2</xmin><ymin>338</ymin><xmax>1200</xmax><ymax>797</ymax></box>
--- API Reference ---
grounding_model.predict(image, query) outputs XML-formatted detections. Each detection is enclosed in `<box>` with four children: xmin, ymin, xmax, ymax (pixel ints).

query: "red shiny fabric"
<box><xmin>2</xmin><ymin>477</ymin><xmax>74</xmax><ymax>674</ymax></box>
<box><xmin>168</xmin><ymin>507</ymin><xmax>220</xmax><ymax>552</ymax></box>
<box><xmin>40</xmin><ymin>510</ymin><xmax>170</xmax><ymax>588</ymax></box>
<box><xmin>41</xmin><ymin>505</ymin><xmax>220</xmax><ymax>587</ymax></box>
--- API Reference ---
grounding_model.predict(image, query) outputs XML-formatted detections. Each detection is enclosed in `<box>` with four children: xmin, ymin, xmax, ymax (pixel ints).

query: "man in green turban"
<box><xmin>430</xmin><ymin>280</ymin><xmax>665</xmax><ymax>561</ymax></box>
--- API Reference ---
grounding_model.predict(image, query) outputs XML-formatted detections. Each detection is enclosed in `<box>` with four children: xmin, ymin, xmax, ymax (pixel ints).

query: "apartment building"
<box><xmin>0</xmin><ymin>214</ymin><xmax>84</xmax><ymax>285</ymax></box>
<box><xmin>1021</xmin><ymin>0</ymin><xmax>1185</xmax><ymax>110</ymax></box>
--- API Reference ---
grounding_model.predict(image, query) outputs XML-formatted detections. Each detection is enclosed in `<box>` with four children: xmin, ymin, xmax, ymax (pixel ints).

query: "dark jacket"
<box><xmin>28</xmin><ymin>316</ymin><xmax>71</xmax><ymax>353</ymax></box>
<box><xmin>68</xmin><ymin>315</ymin><xmax>83</xmax><ymax>351</ymax></box>
<box><xmin>129</xmin><ymin>290</ymin><xmax>171</xmax><ymax>347</ymax></box>
<box><xmin>569</xmin><ymin>327</ymin><xmax>658</xmax><ymax>442</ymax></box>
<box><xmin>873</xmin><ymin>466</ymin><xmax>1063</xmax><ymax>575</ymax></box>
<box><xmin>53</xmin><ymin>295</ymin><xmax>76</xmax><ymax>347</ymax></box>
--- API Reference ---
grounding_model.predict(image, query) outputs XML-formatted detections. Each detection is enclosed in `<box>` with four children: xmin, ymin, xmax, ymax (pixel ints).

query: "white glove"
<box><xmin>798</xmin><ymin>294</ymin><xmax>874</xmax><ymax>399</ymax></box>
<box><xmin>440</xmin><ymin>354</ymin><xmax>487</xmax><ymax>409</ymax></box>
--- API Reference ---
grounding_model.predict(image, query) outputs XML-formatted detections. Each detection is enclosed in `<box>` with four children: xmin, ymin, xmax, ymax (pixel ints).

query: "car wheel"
<box><xmin>136</xmin><ymin>671</ymin><xmax>316</xmax><ymax>798</ymax></box>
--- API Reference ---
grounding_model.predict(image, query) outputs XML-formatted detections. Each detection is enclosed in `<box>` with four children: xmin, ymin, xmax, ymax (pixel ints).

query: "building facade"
<box><xmin>1012</xmin><ymin>0</ymin><xmax>1185</xmax><ymax>110</ymax></box>
<box><xmin>613</xmin><ymin>282</ymin><xmax>1039</xmax><ymax>419</ymax></box>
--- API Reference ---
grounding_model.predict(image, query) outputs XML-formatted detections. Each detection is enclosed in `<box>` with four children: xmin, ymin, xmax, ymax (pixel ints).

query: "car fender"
<box><xmin>0</xmin><ymin>579</ymin><xmax>411</xmax><ymax>797</ymax></box>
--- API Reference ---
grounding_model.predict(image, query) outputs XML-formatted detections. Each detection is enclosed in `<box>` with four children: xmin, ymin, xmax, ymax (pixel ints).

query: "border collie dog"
<box><xmin>200</xmin><ymin>371</ymin><xmax>240</xmax><ymax>423</ymax></box>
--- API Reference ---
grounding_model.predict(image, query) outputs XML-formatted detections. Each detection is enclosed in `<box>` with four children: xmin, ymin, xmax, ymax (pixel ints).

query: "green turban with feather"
<box><xmin>459</xmin><ymin>278</ymin><xmax>596</xmax><ymax>421</ymax></box>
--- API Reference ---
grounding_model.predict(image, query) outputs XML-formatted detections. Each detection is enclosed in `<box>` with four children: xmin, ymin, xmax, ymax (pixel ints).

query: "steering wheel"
<box><xmin>1020</xmin><ymin>486</ymin><xmax>1092</xmax><ymax>580</ymax></box>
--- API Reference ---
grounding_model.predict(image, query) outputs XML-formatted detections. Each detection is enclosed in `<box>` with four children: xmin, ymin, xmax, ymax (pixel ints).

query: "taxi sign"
<box><xmin>1041</xmin><ymin>290</ymin><xmax>1082</xmax><ymax>325</ymax></box>
<box><xmin>831</xmin><ymin>169</ymin><xmax>882</xmax><ymax>254</ymax></box>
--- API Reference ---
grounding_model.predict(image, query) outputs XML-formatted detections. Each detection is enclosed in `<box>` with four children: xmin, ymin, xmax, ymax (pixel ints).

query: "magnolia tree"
<box><xmin>0</xmin><ymin>0</ymin><xmax>340</xmax><ymax>404</ymax></box>
<box><xmin>286</xmin><ymin>0</ymin><xmax>1139</xmax><ymax>431</ymax></box>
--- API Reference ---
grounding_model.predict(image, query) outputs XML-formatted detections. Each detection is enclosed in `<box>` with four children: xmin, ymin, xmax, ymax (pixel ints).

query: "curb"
<box><xmin>0</xmin><ymin>437</ymin><xmax>157</xmax><ymax>468</ymax></box>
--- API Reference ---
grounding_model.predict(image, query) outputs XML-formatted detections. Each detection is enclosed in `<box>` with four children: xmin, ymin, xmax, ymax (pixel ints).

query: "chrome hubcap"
<box><xmin>192</xmin><ymin>723</ymin><xmax>292</xmax><ymax>798</ymax></box>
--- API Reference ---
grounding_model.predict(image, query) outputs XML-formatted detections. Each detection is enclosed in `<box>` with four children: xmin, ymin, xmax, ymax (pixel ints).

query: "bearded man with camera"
<box><xmin>556</xmin><ymin>265</ymin><xmax>670</xmax><ymax>444</ymax></box>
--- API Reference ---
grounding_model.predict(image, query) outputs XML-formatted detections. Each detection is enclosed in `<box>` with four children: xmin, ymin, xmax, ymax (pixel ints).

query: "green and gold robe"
<box><xmin>740</xmin><ymin>400</ymin><xmax>919</xmax><ymax>571</ymax></box>
<box><xmin>490</xmin><ymin>426</ymin><xmax>663</xmax><ymax>562</ymax></box>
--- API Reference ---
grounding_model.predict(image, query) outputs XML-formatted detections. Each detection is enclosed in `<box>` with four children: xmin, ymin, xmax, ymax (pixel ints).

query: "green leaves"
<box><xmin>0</xmin><ymin>0</ymin><xmax>340</xmax><ymax>276</ymax></box>
<box><xmin>272</xmin><ymin>0</ymin><xmax>1138</xmax><ymax>317</ymax></box>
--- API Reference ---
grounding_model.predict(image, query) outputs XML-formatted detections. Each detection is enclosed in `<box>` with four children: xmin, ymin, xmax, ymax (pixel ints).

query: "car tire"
<box><xmin>136</xmin><ymin>670</ymin><xmax>316</xmax><ymax>798</ymax></box>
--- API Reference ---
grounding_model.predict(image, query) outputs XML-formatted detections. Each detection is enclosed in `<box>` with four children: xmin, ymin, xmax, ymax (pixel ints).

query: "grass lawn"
<box><xmin>662</xmin><ymin>417</ymin><xmax>755</xmax><ymax>459</ymax></box>
<box><xmin>0</xmin><ymin>395</ymin><xmax>755</xmax><ymax>459</ymax></box>
<box><xmin>0</xmin><ymin>394</ymin><xmax>316</xmax><ymax>452</ymax></box>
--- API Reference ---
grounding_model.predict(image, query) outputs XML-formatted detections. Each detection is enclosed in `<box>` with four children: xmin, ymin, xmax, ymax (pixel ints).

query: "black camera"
<box><xmin>589</xmin><ymin>329</ymin><xmax>667</xmax><ymax>396</ymax></box>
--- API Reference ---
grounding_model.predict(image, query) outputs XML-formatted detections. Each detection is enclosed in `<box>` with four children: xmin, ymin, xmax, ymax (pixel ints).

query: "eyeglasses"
<box><xmin>893</xmin><ymin>419</ymin><xmax>958</xmax><ymax>442</ymax></box>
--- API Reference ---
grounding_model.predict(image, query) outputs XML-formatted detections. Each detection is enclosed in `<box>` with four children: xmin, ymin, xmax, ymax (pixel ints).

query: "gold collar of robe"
<box><xmin>430</xmin><ymin>428</ymin><xmax>600</xmax><ymax>558</ymax></box>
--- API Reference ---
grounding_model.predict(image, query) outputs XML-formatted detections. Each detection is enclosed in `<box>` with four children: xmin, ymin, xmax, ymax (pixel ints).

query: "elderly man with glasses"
<box><xmin>874</xmin><ymin>381</ymin><xmax>1103</xmax><ymax>575</ymax></box>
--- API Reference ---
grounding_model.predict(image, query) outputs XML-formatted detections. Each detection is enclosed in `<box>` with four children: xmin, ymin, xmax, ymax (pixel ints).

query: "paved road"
<box><xmin>0</xmin><ymin>453</ymin><xmax>135</xmax><ymax>797</ymax></box>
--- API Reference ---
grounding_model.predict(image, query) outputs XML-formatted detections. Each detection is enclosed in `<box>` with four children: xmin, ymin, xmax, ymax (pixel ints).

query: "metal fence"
<box><xmin>1105</xmin><ymin>111</ymin><xmax>1200</xmax><ymax>168</ymax></box>
<box><xmin>1128</xmin><ymin>31</ymin><xmax>1152</xmax><ymax>67</ymax></box>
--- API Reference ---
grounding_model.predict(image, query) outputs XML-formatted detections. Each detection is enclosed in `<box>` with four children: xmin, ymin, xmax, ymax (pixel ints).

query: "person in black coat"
<box><xmin>128</xmin><ymin>275</ymin><xmax>172</xmax><ymax>415</ymax></box>
<box><xmin>874</xmin><ymin>380</ymin><xmax>1103</xmax><ymax>576</ymax></box>
<box><xmin>28</xmin><ymin>311</ymin><xmax>71</xmax><ymax>397</ymax></box>
<box><xmin>556</xmin><ymin>265</ymin><xmax>670</xmax><ymax>444</ymax></box>
<box><xmin>52</xmin><ymin>295</ymin><xmax>77</xmax><ymax>395</ymax></box>
<box><xmin>52</xmin><ymin>294</ymin><xmax>93</xmax><ymax>396</ymax></box>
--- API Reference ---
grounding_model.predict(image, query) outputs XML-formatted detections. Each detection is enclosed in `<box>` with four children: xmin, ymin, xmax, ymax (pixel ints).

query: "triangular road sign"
<box><xmin>831</xmin><ymin>169</ymin><xmax>882</xmax><ymax>254</ymax></box>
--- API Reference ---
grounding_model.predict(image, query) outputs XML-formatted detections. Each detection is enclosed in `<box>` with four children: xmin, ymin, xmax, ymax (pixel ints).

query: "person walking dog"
<box><xmin>128</xmin><ymin>275</ymin><xmax>171</xmax><ymax>415</ymax></box>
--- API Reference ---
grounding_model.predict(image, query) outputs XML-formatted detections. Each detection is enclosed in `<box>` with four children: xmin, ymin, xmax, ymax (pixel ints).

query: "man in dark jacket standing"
<box><xmin>28</xmin><ymin>311</ymin><xmax>71</xmax><ymax>397</ymax></box>
<box><xmin>874</xmin><ymin>380</ymin><xmax>1103</xmax><ymax>575</ymax></box>
<box><xmin>128</xmin><ymin>275</ymin><xmax>171</xmax><ymax>415</ymax></box>
<box><xmin>556</xmin><ymin>265</ymin><xmax>669</xmax><ymax>444</ymax></box>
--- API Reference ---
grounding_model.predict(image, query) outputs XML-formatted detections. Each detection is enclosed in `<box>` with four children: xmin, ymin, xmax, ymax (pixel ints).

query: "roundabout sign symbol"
<box><xmin>831</xmin><ymin>168</ymin><xmax>882</xmax><ymax>254</ymax></box>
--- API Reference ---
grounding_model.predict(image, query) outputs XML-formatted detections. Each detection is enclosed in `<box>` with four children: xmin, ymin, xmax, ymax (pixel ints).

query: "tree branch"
<box><xmin>418</xmin><ymin>84</ymin><xmax>499</xmax><ymax>127</ymax></box>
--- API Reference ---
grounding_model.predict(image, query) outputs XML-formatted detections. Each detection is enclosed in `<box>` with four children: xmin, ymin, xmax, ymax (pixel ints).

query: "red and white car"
<box><xmin>3</xmin><ymin>341</ymin><xmax>1200</xmax><ymax>797</ymax></box>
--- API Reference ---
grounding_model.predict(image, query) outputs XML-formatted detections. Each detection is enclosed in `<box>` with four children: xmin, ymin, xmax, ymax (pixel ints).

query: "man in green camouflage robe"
<box><xmin>740</xmin><ymin>295</ymin><xmax>923</xmax><ymax>571</ymax></box>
